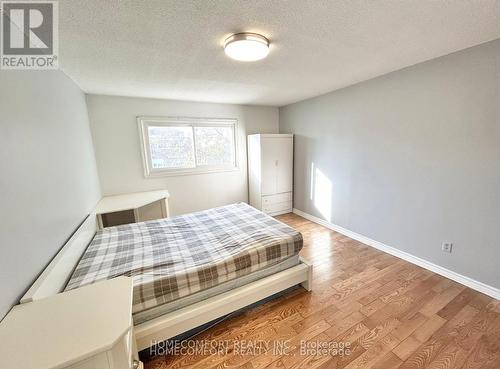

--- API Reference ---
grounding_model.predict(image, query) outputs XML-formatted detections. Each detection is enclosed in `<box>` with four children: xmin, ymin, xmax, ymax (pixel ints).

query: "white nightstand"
<box><xmin>0</xmin><ymin>277</ymin><xmax>142</xmax><ymax>369</ymax></box>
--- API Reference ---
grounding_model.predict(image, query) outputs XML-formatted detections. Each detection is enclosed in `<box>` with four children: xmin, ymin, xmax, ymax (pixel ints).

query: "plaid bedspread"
<box><xmin>65</xmin><ymin>202</ymin><xmax>303</xmax><ymax>314</ymax></box>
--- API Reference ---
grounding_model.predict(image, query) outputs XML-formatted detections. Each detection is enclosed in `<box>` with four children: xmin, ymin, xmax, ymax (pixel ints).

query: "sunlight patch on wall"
<box><xmin>310</xmin><ymin>162</ymin><xmax>332</xmax><ymax>222</ymax></box>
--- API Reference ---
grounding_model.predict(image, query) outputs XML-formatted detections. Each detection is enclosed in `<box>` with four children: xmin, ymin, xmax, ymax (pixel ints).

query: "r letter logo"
<box><xmin>1</xmin><ymin>1</ymin><xmax>58</xmax><ymax>69</ymax></box>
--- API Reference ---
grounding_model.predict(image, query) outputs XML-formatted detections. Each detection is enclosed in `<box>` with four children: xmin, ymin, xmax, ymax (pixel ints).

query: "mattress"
<box><xmin>133</xmin><ymin>255</ymin><xmax>300</xmax><ymax>324</ymax></box>
<box><xmin>65</xmin><ymin>202</ymin><xmax>303</xmax><ymax>316</ymax></box>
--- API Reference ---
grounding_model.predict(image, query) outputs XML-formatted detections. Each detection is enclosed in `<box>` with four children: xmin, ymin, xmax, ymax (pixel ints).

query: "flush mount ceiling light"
<box><xmin>224</xmin><ymin>33</ymin><xmax>270</xmax><ymax>62</ymax></box>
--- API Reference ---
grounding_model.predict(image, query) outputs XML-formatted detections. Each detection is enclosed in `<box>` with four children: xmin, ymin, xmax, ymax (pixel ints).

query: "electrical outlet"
<box><xmin>442</xmin><ymin>242</ymin><xmax>453</xmax><ymax>253</ymax></box>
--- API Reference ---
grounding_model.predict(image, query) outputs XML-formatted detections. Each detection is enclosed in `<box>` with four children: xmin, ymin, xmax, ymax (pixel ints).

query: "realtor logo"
<box><xmin>1</xmin><ymin>1</ymin><xmax>58</xmax><ymax>69</ymax></box>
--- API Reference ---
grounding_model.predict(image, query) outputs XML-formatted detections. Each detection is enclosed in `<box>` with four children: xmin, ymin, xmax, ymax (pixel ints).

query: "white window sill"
<box><xmin>145</xmin><ymin>166</ymin><xmax>239</xmax><ymax>178</ymax></box>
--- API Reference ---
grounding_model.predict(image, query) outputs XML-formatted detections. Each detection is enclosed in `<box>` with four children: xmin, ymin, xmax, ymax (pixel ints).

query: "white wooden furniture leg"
<box><xmin>300</xmin><ymin>257</ymin><xmax>313</xmax><ymax>291</ymax></box>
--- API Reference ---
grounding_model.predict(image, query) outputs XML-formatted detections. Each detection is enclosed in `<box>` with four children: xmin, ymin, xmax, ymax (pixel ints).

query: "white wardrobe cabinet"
<box><xmin>248</xmin><ymin>134</ymin><xmax>293</xmax><ymax>216</ymax></box>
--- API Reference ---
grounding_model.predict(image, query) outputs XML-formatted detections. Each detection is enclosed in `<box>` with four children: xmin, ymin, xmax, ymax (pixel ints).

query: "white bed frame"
<box><xmin>21</xmin><ymin>212</ymin><xmax>313</xmax><ymax>351</ymax></box>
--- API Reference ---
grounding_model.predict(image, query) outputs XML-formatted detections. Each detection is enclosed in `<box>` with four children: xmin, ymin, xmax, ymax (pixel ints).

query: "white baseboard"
<box><xmin>293</xmin><ymin>208</ymin><xmax>500</xmax><ymax>300</ymax></box>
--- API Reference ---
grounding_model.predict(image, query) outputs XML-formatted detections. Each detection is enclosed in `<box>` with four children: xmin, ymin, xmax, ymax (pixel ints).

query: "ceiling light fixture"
<box><xmin>224</xmin><ymin>33</ymin><xmax>270</xmax><ymax>62</ymax></box>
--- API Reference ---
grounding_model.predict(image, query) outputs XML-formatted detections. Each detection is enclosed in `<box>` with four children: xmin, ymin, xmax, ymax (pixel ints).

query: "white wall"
<box><xmin>0</xmin><ymin>70</ymin><xmax>101</xmax><ymax>320</ymax></box>
<box><xmin>86</xmin><ymin>95</ymin><xmax>279</xmax><ymax>216</ymax></box>
<box><xmin>280</xmin><ymin>39</ymin><xmax>500</xmax><ymax>289</ymax></box>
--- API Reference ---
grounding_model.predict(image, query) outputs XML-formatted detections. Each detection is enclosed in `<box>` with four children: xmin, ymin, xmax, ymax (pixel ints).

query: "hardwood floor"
<box><xmin>143</xmin><ymin>213</ymin><xmax>500</xmax><ymax>369</ymax></box>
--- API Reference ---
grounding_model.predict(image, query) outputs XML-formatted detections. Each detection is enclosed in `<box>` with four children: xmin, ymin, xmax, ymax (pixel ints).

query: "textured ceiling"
<box><xmin>59</xmin><ymin>1</ymin><xmax>500</xmax><ymax>106</ymax></box>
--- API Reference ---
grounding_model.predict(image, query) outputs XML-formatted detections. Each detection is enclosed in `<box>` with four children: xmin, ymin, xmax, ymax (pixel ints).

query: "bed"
<box><xmin>21</xmin><ymin>202</ymin><xmax>312</xmax><ymax>351</ymax></box>
<box><xmin>65</xmin><ymin>202</ymin><xmax>304</xmax><ymax>323</ymax></box>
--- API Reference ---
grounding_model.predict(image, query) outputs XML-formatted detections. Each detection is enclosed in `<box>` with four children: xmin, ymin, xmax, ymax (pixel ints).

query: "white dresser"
<box><xmin>248</xmin><ymin>134</ymin><xmax>293</xmax><ymax>216</ymax></box>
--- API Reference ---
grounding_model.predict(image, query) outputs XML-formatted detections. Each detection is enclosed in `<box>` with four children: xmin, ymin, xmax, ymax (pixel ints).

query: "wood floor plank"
<box><xmin>437</xmin><ymin>289</ymin><xmax>477</xmax><ymax>320</ymax></box>
<box><xmin>369</xmin><ymin>352</ymin><xmax>403</xmax><ymax>369</ymax></box>
<box><xmin>419</xmin><ymin>285</ymin><xmax>464</xmax><ymax>317</ymax></box>
<box><xmin>399</xmin><ymin>305</ymin><xmax>481</xmax><ymax>369</ymax></box>
<box><xmin>344</xmin><ymin>334</ymin><xmax>400</xmax><ymax>369</ymax></box>
<box><xmin>411</xmin><ymin>315</ymin><xmax>447</xmax><ymax>343</ymax></box>
<box><xmin>280</xmin><ymin>332</ymin><xmax>333</xmax><ymax>369</ymax></box>
<box><xmin>142</xmin><ymin>213</ymin><xmax>500</xmax><ymax>369</ymax></box>
<box><xmin>393</xmin><ymin>336</ymin><xmax>423</xmax><ymax>361</ymax></box>
<box><xmin>292</xmin><ymin>304</ymin><xmax>339</xmax><ymax>333</ymax></box>
<box><xmin>460</xmin><ymin>334</ymin><xmax>500</xmax><ymax>369</ymax></box>
<box><xmin>427</xmin><ymin>307</ymin><xmax>498</xmax><ymax>369</ymax></box>
<box><xmin>325</xmin><ymin>311</ymin><xmax>366</xmax><ymax>339</ymax></box>
<box><xmin>391</xmin><ymin>312</ymin><xmax>428</xmax><ymax>341</ymax></box>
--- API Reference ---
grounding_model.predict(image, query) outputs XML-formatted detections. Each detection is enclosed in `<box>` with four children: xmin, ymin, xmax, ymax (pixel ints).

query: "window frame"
<box><xmin>138</xmin><ymin>116</ymin><xmax>239</xmax><ymax>178</ymax></box>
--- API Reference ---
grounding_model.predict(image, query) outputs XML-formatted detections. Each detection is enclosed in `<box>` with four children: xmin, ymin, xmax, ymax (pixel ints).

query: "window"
<box><xmin>138</xmin><ymin>117</ymin><xmax>237</xmax><ymax>177</ymax></box>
